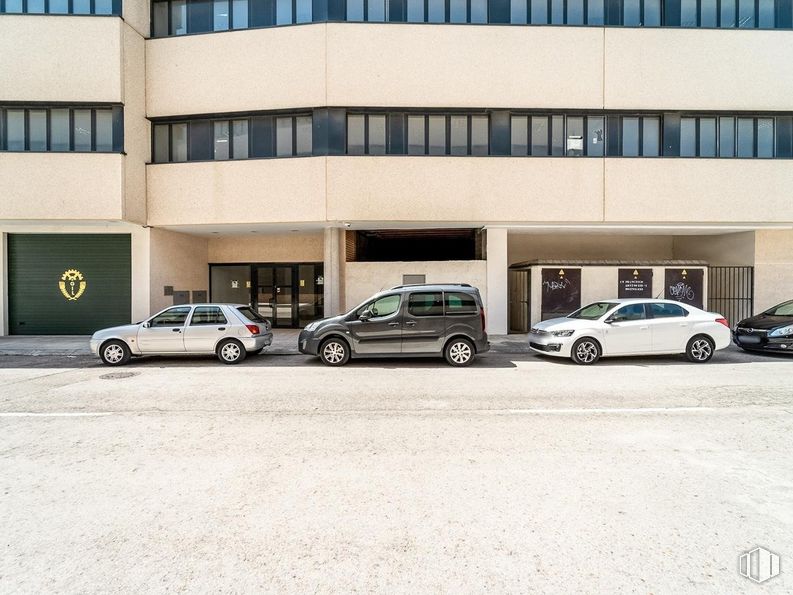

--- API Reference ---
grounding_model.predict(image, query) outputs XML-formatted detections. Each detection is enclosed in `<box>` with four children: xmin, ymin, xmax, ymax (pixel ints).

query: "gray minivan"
<box><xmin>298</xmin><ymin>284</ymin><xmax>489</xmax><ymax>366</ymax></box>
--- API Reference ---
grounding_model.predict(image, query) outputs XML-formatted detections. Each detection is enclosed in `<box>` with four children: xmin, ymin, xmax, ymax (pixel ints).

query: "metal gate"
<box><xmin>708</xmin><ymin>266</ymin><xmax>754</xmax><ymax>325</ymax></box>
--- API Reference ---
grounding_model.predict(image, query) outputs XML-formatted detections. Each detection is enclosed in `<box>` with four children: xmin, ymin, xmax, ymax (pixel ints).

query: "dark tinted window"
<box><xmin>150</xmin><ymin>307</ymin><xmax>191</xmax><ymax>327</ymax></box>
<box><xmin>765</xmin><ymin>301</ymin><xmax>793</xmax><ymax>316</ymax></box>
<box><xmin>237</xmin><ymin>306</ymin><xmax>268</xmax><ymax>323</ymax></box>
<box><xmin>610</xmin><ymin>304</ymin><xmax>646</xmax><ymax>322</ymax></box>
<box><xmin>408</xmin><ymin>293</ymin><xmax>444</xmax><ymax>316</ymax></box>
<box><xmin>445</xmin><ymin>292</ymin><xmax>478</xmax><ymax>314</ymax></box>
<box><xmin>190</xmin><ymin>306</ymin><xmax>228</xmax><ymax>325</ymax></box>
<box><xmin>650</xmin><ymin>303</ymin><xmax>687</xmax><ymax>318</ymax></box>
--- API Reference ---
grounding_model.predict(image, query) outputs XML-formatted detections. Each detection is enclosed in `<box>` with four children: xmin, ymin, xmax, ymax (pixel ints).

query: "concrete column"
<box><xmin>486</xmin><ymin>228</ymin><xmax>508</xmax><ymax>335</ymax></box>
<box><xmin>323</xmin><ymin>227</ymin><xmax>343</xmax><ymax>317</ymax></box>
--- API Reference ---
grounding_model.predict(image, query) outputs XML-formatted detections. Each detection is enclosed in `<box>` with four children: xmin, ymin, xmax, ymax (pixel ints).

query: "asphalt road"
<box><xmin>1</xmin><ymin>349</ymin><xmax>792</xmax><ymax>593</ymax></box>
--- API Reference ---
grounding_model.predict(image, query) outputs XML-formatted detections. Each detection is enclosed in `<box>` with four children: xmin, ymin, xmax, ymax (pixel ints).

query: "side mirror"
<box><xmin>603</xmin><ymin>318</ymin><xmax>614</xmax><ymax>325</ymax></box>
<box><xmin>358</xmin><ymin>310</ymin><xmax>373</xmax><ymax>322</ymax></box>
<box><xmin>142</xmin><ymin>321</ymin><xmax>151</xmax><ymax>329</ymax></box>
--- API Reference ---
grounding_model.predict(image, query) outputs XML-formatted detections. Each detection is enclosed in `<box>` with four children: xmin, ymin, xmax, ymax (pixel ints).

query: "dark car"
<box><xmin>298</xmin><ymin>283</ymin><xmax>489</xmax><ymax>366</ymax></box>
<box><xmin>733</xmin><ymin>300</ymin><xmax>793</xmax><ymax>353</ymax></box>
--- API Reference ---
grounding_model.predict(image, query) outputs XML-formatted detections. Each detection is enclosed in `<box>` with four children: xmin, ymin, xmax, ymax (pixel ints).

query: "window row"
<box><xmin>148</xmin><ymin>0</ymin><xmax>793</xmax><ymax>34</ymax></box>
<box><xmin>0</xmin><ymin>107</ymin><xmax>123</xmax><ymax>152</ymax></box>
<box><xmin>150</xmin><ymin>110</ymin><xmax>793</xmax><ymax>162</ymax></box>
<box><xmin>0</xmin><ymin>0</ymin><xmax>119</xmax><ymax>14</ymax></box>
<box><xmin>152</xmin><ymin>114</ymin><xmax>312</xmax><ymax>162</ymax></box>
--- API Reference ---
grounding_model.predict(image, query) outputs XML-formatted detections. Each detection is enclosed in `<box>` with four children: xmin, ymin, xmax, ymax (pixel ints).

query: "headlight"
<box><xmin>550</xmin><ymin>329</ymin><xmax>575</xmax><ymax>337</ymax></box>
<box><xmin>304</xmin><ymin>321</ymin><xmax>320</xmax><ymax>332</ymax></box>
<box><xmin>770</xmin><ymin>325</ymin><xmax>793</xmax><ymax>337</ymax></box>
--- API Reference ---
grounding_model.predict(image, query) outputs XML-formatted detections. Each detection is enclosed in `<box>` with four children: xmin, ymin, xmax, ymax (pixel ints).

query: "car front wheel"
<box><xmin>100</xmin><ymin>340</ymin><xmax>131</xmax><ymax>366</ymax></box>
<box><xmin>217</xmin><ymin>339</ymin><xmax>247</xmax><ymax>365</ymax></box>
<box><xmin>444</xmin><ymin>338</ymin><xmax>475</xmax><ymax>367</ymax></box>
<box><xmin>686</xmin><ymin>335</ymin><xmax>714</xmax><ymax>363</ymax></box>
<box><xmin>320</xmin><ymin>338</ymin><xmax>350</xmax><ymax>366</ymax></box>
<box><xmin>571</xmin><ymin>337</ymin><xmax>601</xmax><ymax>365</ymax></box>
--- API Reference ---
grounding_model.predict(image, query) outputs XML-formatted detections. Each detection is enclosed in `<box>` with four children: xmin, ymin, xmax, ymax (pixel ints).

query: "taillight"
<box><xmin>480</xmin><ymin>307</ymin><xmax>486</xmax><ymax>332</ymax></box>
<box><xmin>245</xmin><ymin>324</ymin><xmax>260</xmax><ymax>335</ymax></box>
<box><xmin>716</xmin><ymin>318</ymin><xmax>729</xmax><ymax>328</ymax></box>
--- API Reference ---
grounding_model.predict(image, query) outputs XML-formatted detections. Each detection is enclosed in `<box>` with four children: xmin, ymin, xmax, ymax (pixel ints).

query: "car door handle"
<box><xmin>388</xmin><ymin>322</ymin><xmax>400</xmax><ymax>327</ymax></box>
<box><xmin>172</xmin><ymin>328</ymin><xmax>181</xmax><ymax>333</ymax></box>
<box><xmin>404</xmin><ymin>321</ymin><xmax>416</xmax><ymax>327</ymax></box>
<box><xmin>640</xmin><ymin>326</ymin><xmax>649</xmax><ymax>330</ymax></box>
<box><xmin>218</xmin><ymin>327</ymin><xmax>226</xmax><ymax>331</ymax></box>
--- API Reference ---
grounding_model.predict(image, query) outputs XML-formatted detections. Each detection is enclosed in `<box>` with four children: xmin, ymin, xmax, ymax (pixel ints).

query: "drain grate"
<box><xmin>99</xmin><ymin>371</ymin><xmax>140</xmax><ymax>380</ymax></box>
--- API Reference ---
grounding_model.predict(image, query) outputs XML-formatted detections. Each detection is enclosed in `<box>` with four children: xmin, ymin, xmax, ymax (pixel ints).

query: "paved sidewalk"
<box><xmin>0</xmin><ymin>331</ymin><xmax>529</xmax><ymax>356</ymax></box>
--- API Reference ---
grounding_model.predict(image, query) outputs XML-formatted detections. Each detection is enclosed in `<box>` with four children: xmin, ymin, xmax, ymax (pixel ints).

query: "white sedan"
<box><xmin>528</xmin><ymin>299</ymin><xmax>731</xmax><ymax>365</ymax></box>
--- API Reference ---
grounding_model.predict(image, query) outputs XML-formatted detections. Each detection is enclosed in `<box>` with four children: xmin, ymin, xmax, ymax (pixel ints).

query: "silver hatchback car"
<box><xmin>90</xmin><ymin>304</ymin><xmax>273</xmax><ymax>365</ymax></box>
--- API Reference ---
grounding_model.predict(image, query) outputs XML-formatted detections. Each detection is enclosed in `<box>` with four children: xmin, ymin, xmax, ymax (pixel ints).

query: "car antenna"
<box><xmin>654</xmin><ymin>290</ymin><xmax>664</xmax><ymax>299</ymax></box>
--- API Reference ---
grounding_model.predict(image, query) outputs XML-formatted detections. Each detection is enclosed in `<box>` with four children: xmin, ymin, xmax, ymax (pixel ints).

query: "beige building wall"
<box><xmin>0</xmin><ymin>16</ymin><xmax>123</xmax><ymax>103</ymax></box>
<box><xmin>509</xmin><ymin>234</ymin><xmax>675</xmax><ymax>264</ymax></box>
<box><xmin>122</xmin><ymin>0</ymin><xmax>151</xmax><ymax>39</ymax></box>
<box><xmin>208</xmin><ymin>233</ymin><xmax>324</xmax><ymax>262</ymax></box>
<box><xmin>148</xmin><ymin>228</ymin><xmax>209</xmax><ymax>312</ymax></box>
<box><xmin>753</xmin><ymin>230</ymin><xmax>793</xmax><ymax>313</ymax></box>
<box><xmin>673</xmin><ymin>232</ymin><xmax>755</xmax><ymax>266</ymax></box>
<box><xmin>122</xmin><ymin>23</ymin><xmax>148</xmax><ymax>225</ymax></box>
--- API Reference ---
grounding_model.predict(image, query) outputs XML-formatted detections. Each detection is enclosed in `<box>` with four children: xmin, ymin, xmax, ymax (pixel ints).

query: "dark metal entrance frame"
<box><xmin>707</xmin><ymin>266</ymin><xmax>754</xmax><ymax>325</ymax></box>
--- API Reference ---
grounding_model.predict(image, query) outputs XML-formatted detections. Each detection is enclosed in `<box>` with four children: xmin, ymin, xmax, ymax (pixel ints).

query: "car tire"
<box><xmin>444</xmin><ymin>338</ymin><xmax>475</xmax><ymax>367</ymax></box>
<box><xmin>319</xmin><ymin>337</ymin><xmax>350</xmax><ymax>366</ymax></box>
<box><xmin>99</xmin><ymin>340</ymin><xmax>131</xmax><ymax>366</ymax></box>
<box><xmin>686</xmin><ymin>335</ymin><xmax>714</xmax><ymax>363</ymax></box>
<box><xmin>571</xmin><ymin>337</ymin><xmax>601</xmax><ymax>365</ymax></box>
<box><xmin>249</xmin><ymin>347</ymin><xmax>264</xmax><ymax>355</ymax></box>
<box><xmin>217</xmin><ymin>339</ymin><xmax>247</xmax><ymax>365</ymax></box>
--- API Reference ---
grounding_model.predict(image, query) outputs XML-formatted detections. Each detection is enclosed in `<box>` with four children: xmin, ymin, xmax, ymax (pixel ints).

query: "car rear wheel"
<box><xmin>217</xmin><ymin>339</ymin><xmax>247</xmax><ymax>365</ymax></box>
<box><xmin>320</xmin><ymin>338</ymin><xmax>350</xmax><ymax>366</ymax></box>
<box><xmin>571</xmin><ymin>337</ymin><xmax>601</xmax><ymax>365</ymax></box>
<box><xmin>249</xmin><ymin>347</ymin><xmax>264</xmax><ymax>355</ymax></box>
<box><xmin>100</xmin><ymin>340</ymin><xmax>131</xmax><ymax>366</ymax></box>
<box><xmin>686</xmin><ymin>335</ymin><xmax>714</xmax><ymax>363</ymax></box>
<box><xmin>444</xmin><ymin>338</ymin><xmax>475</xmax><ymax>367</ymax></box>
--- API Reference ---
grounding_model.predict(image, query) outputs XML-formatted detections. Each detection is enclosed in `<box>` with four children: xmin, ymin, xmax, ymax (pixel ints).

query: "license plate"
<box><xmin>738</xmin><ymin>335</ymin><xmax>761</xmax><ymax>345</ymax></box>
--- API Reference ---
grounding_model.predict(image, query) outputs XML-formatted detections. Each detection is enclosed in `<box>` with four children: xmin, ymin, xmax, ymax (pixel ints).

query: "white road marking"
<box><xmin>0</xmin><ymin>412</ymin><xmax>113</xmax><ymax>418</ymax></box>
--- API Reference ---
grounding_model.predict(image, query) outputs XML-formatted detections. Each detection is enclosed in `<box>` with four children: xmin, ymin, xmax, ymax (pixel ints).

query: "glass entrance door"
<box><xmin>255</xmin><ymin>265</ymin><xmax>296</xmax><ymax>328</ymax></box>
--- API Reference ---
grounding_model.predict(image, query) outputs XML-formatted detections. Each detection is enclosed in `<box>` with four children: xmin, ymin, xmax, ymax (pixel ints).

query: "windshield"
<box><xmin>763</xmin><ymin>300</ymin><xmax>793</xmax><ymax>316</ymax></box>
<box><xmin>568</xmin><ymin>302</ymin><xmax>619</xmax><ymax>320</ymax></box>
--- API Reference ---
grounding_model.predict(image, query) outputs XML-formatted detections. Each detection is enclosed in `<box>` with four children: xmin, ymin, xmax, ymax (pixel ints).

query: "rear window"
<box><xmin>650</xmin><ymin>303</ymin><xmax>687</xmax><ymax>318</ymax></box>
<box><xmin>191</xmin><ymin>306</ymin><xmax>227</xmax><ymax>325</ymax></box>
<box><xmin>408</xmin><ymin>292</ymin><xmax>443</xmax><ymax>317</ymax></box>
<box><xmin>237</xmin><ymin>306</ymin><xmax>267</xmax><ymax>323</ymax></box>
<box><xmin>444</xmin><ymin>292</ymin><xmax>478</xmax><ymax>314</ymax></box>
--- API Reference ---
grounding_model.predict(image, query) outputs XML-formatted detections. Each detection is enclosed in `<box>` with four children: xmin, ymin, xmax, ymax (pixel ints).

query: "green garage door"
<box><xmin>8</xmin><ymin>234</ymin><xmax>131</xmax><ymax>335</ymax></box>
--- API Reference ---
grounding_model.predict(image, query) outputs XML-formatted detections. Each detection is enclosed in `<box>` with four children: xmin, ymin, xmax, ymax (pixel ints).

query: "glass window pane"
<box><xmin>369</xmin><ymin>115</ymin><xmax>386</xmax><ymax>155</ymax></box>
<box><xmin>680</xmin><ymin>118</ymin><xmax>696</xmax><ymax>156</ymax></box>
<box><xmin>757</xmin><ymin>118</ymin><xmax>774</xmax><ymax>158</ymax></box>
<box><xmin>566</xmin><ymin>116</ymin><xmax>584</xmax><ymax>156</ymax></box>
<box><xmin>720</xmin><ymin>0</ymin><xmax>736</xmax><ymax>26</ymax></box>
<box><xmin>407</xmin><ymin>0</ymin><xmax>424</xmax><ymax>21</ymax></box>
<box><xmin>587</xmin><ymin>0</ymin><xmax>604</xmax><ymax>24</ymax></box>
<box><xmin>214</xmin><ymin>0</ymin><xmax>230</xmax><ymax>30</ymax></box>
<box><xmin>642</xmin><ymin>117</ymin><xmax>660</xmax><ymax>156</ymax></box>
<box><xmin>701</xmin><ymin>0</ymin><xmax>718</xmax><ymax>26</ymax></box>
<box><xmin>5</xmin><ymin>0</ymin><xmax>23</xmax><ymax>12</ymax></box>
<box><xmin>367</xmin><ymin>0</ymin><xmax>385</xmax><ymax>21</ymax></box>
<box><xmin>214</xmin><ymin>120</ymin><xmax>230</xmax><ymax>160</ymax></box>
<box><xmin>450</xmin><ymin>116</ymin><xmax>467</xmax><ymax>155</ymax></box>
<box><xmin>408</xmin><ymin>115</ymin><xmax>425</xmax><ymax>155</ymax></box>
<box><xmin>551</xmin><ymin>0</ymin><xmax>564</xmax><ymax>23</ymax></box>
<box><xmin>551</xmin><ymin>116</ymin><xmax>564</xmax><ymax>156</ymax></box>
<box><xmin>50</xmin><ymin>109</ymin><xmax>70</xmax><ymax>151</ymax></box>
<box><xmin>622</xmin><ymin>117</ymin><xmax>640</xmax><ymax>157</ymax></box>
<box><xmin>623</xmin><ymin>0</ymin><xmax>640</xmax><ymax>25</ymax></box>
<box><xmin>276</xmin><ymin>0</ymin><xmax>292</xmax><ymax>24</ymax></box>
<box><xmin>758</xmin><ymin>0</ymin><xmax>775</xmax><ymax>27</ymax></box>
<box><xmin>531</xmin><ymin>0</ymin><xmax>548</xmax><ymax>22</ymax></box>
<box><xmin>738</xmin><ymin>0</ymin><xmax>755</xmax><ymax>26</ymax></box>
<box><xmin>587</xmin><ymin>117</ymin><xmax>605</xmax><ymax>156</ymax></box>
<box><xmin>511</xmin><ymin>116</ymin><xmax>528</xmax><ymax>155</ymax></box>
<box><xmin>95</xmin><ymin>110</ymin><xmax>113</xmax><ymax>152</ymax></box>
<box><xmin>644</xmin><ymin>0</ymin><xmax>661</xmax><ymax>25</ymax></box>
<box><xmin>50</xmin><ymin>0</ymin><xmax>69</xmax><ymax>13</ymax></box>
<box><xmin>347</xmin><ymin>115</ymin><xmax>365</xmax><ymax>155</ymax></box>
<box><xmin>27</xmin><ymin>0</ymin><xmax>44</xmax><ymax>13</ymax></box>
<box><xmin>699</xmin><ymin>118</ymin><xmax>716</xmax><ymax>157</ymax></box>
<box><xmin>347</xmin><ymin>0</ymin><xmax>364</xmax><ymax>20</ymax></box>
<box><xmin>28</xmin><ymin>110</ymin><xmax>47</xmax><ymax>151</ymax></box>
<box><xmin>171</xmin><ymin>0</ymin><xmax>188</xmax><ymax>35</ymax></box>
<box><xmin>511</xmin><ymin>0</ymin><xmax>528</xmax><ymax>23</ymax></box>
<box><xmin>471</xmin><ymin>0</ymin><xmax>487</xmax><ymax>21</ymax></box>
<box><xmin>719</xmin><ymin>117</ymin><xmax>735</xmax><ymax>157</ymax></box>
<box><xmin>232</xmin><ymin>120</ymin><xmax>248</xmax><ymax>159</ymax></box>
<box><xmin>428</xmin><ymin>0</ymin><xmax>444</xmax><ymax>22</ymax></box>
<box><xmin>680</xmin><ymin>0</ymin><xmax>697</xmax><ymax>26</ymax></box>
<box><xmin>233</xmin><ymin>0</ymin><xmax>249</xmax><ymax>27</ymax></box>
<box><xmin>172</xmin><ymin>123</ymin><xmax>188</xmax><ymax>161</ymax></box>
<box><xmin>295</xmin><ymin>116</ymin><xmax>312</xmax><ymax>155</ymax></box>
<box><xmin>531</xmin><ymin>116</ymin><xmax>549</xmax><ymax>156</ymax></box>
<box><xmin>154</xmin><ymin>124</ymin><xmax>170</xmax><ymax>162</ymax></box>
<box><xmin>428</xmin><ymin>115</ymin><xmax>446</xmax><ymax>155</ymax></box>
<box><xmin>94</xmin><ymin>0</ymin><xmax>113</xmax><ymax>14</ymax></box>
<box><xmin>450</xmin><ymin>0</ymin><xmax>466</xmax><ymax>22</ymax></box>
<box><xmin>737</xmin><ymin>118</ymin><xmax>754</xmax><ymax>157</ymax></box>
<box><xmin>153</xmin><ymin>1</ymin><xmax>169</xmax><ymax>35</ymax></box>
<box><xmin>296</xmin><ymin>0</ymin><xmax>312</xmax><ymax>22</ymax></box>
<box><xmin>276</xmin><ymin>117</ymin><xmax>293</xmax><ymax>156</ymax></box>
<box><xmin>567</xmin><ymin>0</ymin><xmax>584</xmax><ymax>23</ymax></box>
<box><xmin>6</xmin><ymin>110</ymin><xmax>24</xmax><ymax>151</ymax></box>
<box><xmin>471</xmin><ymin>116</ymin><xmax>488</xmax><ymax>155</ymax></box>
<box><xmin>775</xmin><ymin>117</ymin><xmax>793</xmax><ymax>159</ymax></box>
<box><xmin>73</xmin><ymin>110</ymin><xmax>92</xmax><ymax>152</ymax></box>
<box><xmin>73</xmin><ymin>0</ymin><xmax>91</xmax><ymax>12</ymax></box>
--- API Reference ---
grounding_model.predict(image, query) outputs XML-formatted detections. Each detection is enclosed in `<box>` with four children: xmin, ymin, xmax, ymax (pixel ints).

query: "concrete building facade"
<box><xmin>1</xmin><ymin>2</ymin><xmax>792</xmax><ymax>334</ymax></box>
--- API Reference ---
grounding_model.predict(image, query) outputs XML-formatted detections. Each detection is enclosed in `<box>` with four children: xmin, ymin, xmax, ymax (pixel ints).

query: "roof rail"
<box><xmin>390</xmin><ymin>283</ymin><xmax>473</xmax><ymax>290</ymax></box>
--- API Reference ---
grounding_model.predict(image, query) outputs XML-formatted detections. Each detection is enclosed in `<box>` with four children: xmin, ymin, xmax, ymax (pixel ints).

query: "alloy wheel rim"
<box><xmin>221</xmin><ymin>343</ymin><xmax>241</xmax><ymax>361</ymax></box>
<box><xmin>576</xmin><ymin>342</ymin><xmax>598</xmax><ymax>363</ymax></box>
<box><xmin>323</xmin><ymin>342</ymin><xmax>344</xmax><ymax>363</ymax></box>
<box><xmin>449</xmin><ymin>342</ymin><xmax>472</xmax><ymax>364</ymax></box>
<box><xmin>104</xmin><ymin>345</ymin><xmax>123</xmax><ymax>363</ymax></box>
<box><xmin>691</xmin><ymin>339</ymin><xmax>712</xmax><ymax>360</ymax></box>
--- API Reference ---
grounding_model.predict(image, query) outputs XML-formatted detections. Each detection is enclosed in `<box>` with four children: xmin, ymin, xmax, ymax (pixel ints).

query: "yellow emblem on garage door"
<box><xmin>59</xmin><ymin>269</ymin><xmax>86</xmax><ymax>301</ymax></box>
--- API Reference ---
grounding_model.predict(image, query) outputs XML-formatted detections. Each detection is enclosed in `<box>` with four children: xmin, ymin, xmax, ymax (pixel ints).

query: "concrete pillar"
<box><xmin>323</xmin><ymin>227</ymin><xmax>343</xmax><ymax>317</ymax></box>
<box><xmin>486</xmin><ymin>228</ymin><xmax>508</xmax><ymax>335</ymax></box>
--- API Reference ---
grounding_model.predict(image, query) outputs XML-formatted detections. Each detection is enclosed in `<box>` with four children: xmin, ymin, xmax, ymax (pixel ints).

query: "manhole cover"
<box><xmin>99</xmin><ymin>372</ymin><xmax>140</xmax><ymax>380</ymax></box>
